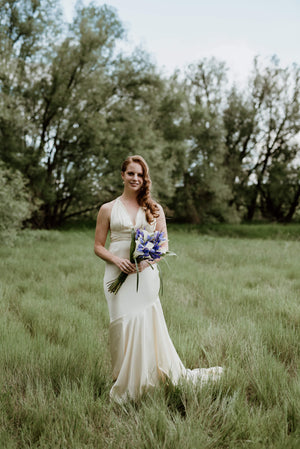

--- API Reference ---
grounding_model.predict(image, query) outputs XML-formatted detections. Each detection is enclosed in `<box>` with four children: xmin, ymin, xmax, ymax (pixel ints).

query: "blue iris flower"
<box><xmin>134</xmin><ymin>228</ymin><xmax>165</xmax><ymax>262</ymax></box>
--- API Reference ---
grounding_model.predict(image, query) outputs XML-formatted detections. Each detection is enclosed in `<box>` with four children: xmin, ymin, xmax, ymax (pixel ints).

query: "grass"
<box><xmin>167</xmin><ymin>222</ymin><xmax>300</xmax><ymax>241</ymax></box>
<box><xmin>0</xmin><ymin>225</ymin><xmax>299</xmax><ymax>448</ymax></box>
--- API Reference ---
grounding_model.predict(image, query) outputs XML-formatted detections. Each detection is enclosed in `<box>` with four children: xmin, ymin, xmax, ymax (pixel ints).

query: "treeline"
<box><xmin>1</xmin><ymin>0</ymin><xmax>299</xmax><ymax>233</ymax></box>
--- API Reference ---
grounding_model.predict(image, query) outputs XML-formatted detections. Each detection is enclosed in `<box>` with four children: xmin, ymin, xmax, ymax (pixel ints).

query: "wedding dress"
<box><xmin>103</xmin><ymin>197</ymin><xmax>223</xmax><ymax>402</ymax></box>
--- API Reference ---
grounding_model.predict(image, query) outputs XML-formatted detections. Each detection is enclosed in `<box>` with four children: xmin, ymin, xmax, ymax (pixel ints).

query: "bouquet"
<box><xmin>107</xmin><ymin>228</ymin><xmax>175</xmax><ymax>294</ymax></box>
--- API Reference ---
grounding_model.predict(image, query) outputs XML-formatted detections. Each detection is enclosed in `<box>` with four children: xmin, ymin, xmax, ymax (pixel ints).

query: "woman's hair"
<box><xmin>121</xmin><ymin>155</ymin><xmax>159</xmax><ymax>224</ymax></box>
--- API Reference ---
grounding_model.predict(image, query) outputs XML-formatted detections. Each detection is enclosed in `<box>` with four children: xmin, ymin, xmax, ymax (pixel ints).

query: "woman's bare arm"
<box><xmin>94</xmin><ymin>202</ymin><xmax>136</xmax><ymax>273</ymax></box>
<box><xmin>94</xmin><ymin>202</ymin><xmax>116</xmax><ymax>263</ymax></box>
<box><xmin>155</xmin><ymin>204</ymin><xmax>168</xmax><ymax>251</ymax></box>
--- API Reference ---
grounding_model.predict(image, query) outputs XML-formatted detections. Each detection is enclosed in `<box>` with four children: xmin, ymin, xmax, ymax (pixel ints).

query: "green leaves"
<box><xmin>0</xmin><ymin>3</ymin><xmax>299</xmax><ymax>227</ymax></box>
<box><xmin>0</xmin><ymin>162</ymin><xmax>36</xmax><ymax>243</ymax></box>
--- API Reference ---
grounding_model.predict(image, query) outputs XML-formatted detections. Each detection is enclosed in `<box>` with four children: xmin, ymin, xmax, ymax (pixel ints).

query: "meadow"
<box><xmin>0</xmin><ymin>224</ymin><xmax>299</xmax><ymax>449</ymax></box>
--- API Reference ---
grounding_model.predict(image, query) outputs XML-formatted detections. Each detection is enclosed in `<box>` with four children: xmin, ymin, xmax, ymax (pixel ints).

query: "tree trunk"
<box><xmin>283</xmin><ymin>185</ymin><xmax>300</xmax><ymax>222</ymax></box>
<box><xmin>245</xmin><ymin>190</ymin><xmax>258</xmax><ymax>221</ymax></box>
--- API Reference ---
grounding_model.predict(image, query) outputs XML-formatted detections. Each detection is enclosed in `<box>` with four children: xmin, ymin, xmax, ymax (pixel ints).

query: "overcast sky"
<box><xmin>61</xmin><ymin>0</ymin><xmax>300</xmax><ymax>85</ymax></box>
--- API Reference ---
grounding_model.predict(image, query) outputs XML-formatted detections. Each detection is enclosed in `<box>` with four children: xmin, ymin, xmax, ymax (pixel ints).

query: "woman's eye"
<box><xmin>138</xmin><ymin>174</ymin><xmax>143</xmax><ymax>178</ymax></box>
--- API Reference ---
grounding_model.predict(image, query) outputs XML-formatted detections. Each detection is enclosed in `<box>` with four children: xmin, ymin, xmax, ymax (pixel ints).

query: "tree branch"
<box><xmin>63</xmin><ymin>204</ymin><xmax>102</xmax><ymax>220</ymax></box>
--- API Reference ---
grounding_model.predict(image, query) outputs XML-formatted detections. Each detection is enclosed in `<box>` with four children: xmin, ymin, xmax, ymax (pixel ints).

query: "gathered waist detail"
<box><xmin>110</xmin><ymin>232</ymin><xmax>132</xmax><ymax>243</ymax></box>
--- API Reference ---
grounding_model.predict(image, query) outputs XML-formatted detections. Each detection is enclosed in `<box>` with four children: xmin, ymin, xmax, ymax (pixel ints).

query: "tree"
<box><xmin>259</xmin><ymin>143</ymin><xmax>300</xmax><ymax>222</ymax></box>
<box><xmin>0</xmin><ymin>0</ymin><xmax>60</xmax><ymax>164</ymax></box>
<box><xmin>174</xmin><ymin>58</ymin><xmax>236</xmax><ymax>223</ymax></box>
<box><xmin>223</xmin><ymin>56</ymin><xmax>300</xmax><ymax>222</ymax></box>
<box><xmin>98</xmin><ymin>58</ymin><xmax>189</xmax><ymax>208</ymax></box>
<box><xmin>0</xmin><ymin>0</ymin><xmax>63</xmax><ymax>224</ymax></box>
<box><xmin>223</xmin><ymin>86</ymin><xmax>258</xmax><ymax>216</ymax></box>
<box><xmin>1</xmin><ymin>2</ymin><xmax>125</xmax><ymax>227</ymax></box>
<box><xmin>1</xmin><ymin>1</ymin><xmax>188</xmax><ymax>228</ymax></box>
<box><xmin>2</xmin><ymin>4</ymin><xmax>299</xmax><ymax>226</ymax></box>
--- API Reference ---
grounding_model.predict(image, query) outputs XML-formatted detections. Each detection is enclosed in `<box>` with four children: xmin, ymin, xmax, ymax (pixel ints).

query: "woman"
<box><xmin>94</xmin><ymin>155</ymin><xmax>223</xmax><ymax>402</ymax></box>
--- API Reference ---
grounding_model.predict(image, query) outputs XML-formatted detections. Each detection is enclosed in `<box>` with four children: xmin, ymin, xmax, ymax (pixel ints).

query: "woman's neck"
<box><xmin>121</xmin><ymin>189</ymin><xmax>138</xmax><ymax>202</ymax></box>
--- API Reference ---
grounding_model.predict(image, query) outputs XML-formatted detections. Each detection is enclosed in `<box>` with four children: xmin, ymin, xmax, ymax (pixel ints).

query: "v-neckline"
<box><xmin>118</xmin><ymin>197</ymin><xmax>141</xmax><ymax>227</ymax></box>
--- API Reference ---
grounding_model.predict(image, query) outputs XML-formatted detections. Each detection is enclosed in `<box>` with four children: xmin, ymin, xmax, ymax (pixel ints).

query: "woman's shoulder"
<box><xmin>100</xmin><ymin>198</ymin><xmax>117</xmax><ymax>209</ymax></box>
<box><xmin>154</xmin><ymin>202</ymin><xmax>165</xmax><ymax>216</ymax></box>
<box><xmin>98</xmin><ymin>198</ymin><xmax>119</xmax><ymax>218</ymax></box>
<box><xmin>153</xmin><ymin>202</ymin><xmax>167</xmax><ymax>232</ymax></box>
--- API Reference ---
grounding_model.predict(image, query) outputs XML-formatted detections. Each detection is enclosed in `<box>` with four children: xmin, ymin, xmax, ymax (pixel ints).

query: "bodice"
<box><xmin>110</xmin><ymin>197</ymin><xmax>156</xmax><ymax>243</ymax></box>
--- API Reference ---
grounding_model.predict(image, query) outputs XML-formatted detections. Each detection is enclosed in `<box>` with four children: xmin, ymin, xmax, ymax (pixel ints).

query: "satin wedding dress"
<box><xmin>103</xmin><ymin>197</ymin><xmax>223</xmax><ymax>402</ymax></box>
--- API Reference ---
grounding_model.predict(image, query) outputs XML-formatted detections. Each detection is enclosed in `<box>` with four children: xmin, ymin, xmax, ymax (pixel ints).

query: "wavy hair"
<box><xmin>121</xmin><ymin>155</ymin><xmax>159</xmax><ymax>224</ymax></box>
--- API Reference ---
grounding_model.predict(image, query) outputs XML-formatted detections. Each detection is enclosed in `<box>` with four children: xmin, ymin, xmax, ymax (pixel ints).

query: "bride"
<box><xmin>94</xmin><ymin>155</ymin><xmax>223</xmax><ymax>402</ymax></box>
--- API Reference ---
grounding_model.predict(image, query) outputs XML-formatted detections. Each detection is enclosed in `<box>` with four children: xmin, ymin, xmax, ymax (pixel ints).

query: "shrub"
<box><xmin>0</xmin><ymin>162</ymin><xmax>33</xmax><ymax>243</ymax></box>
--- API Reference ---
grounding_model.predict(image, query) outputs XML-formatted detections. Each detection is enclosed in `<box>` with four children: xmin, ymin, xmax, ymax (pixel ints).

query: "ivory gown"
<box><xmin>103</xmin><ymin>197</ymin><xmax>223</xmax><ymax>402</ymax></box>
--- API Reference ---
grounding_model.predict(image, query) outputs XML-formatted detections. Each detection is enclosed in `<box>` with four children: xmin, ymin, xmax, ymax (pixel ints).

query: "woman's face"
<box><xmin>121</xmin><ymin>162</ymin><xmax>144</xmax><ymax>192</ymax></box>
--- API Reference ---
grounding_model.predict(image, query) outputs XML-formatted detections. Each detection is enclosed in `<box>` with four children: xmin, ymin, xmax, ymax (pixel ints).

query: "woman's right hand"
<box><xmin>115</xmin><ymin>257</ymin><xmax>136</xmax><ymax>274</ymax></box>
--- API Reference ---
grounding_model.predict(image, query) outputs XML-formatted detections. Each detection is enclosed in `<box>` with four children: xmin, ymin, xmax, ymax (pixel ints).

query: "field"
<box><xmin>0</xmin><ymin>224</ymin><xmax>299</xmax><ymax>448</ymax></box>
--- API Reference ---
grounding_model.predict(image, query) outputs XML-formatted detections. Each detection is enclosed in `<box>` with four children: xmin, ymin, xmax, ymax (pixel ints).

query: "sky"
<box><xmin>61</xmin><ymin>0</ymin><xmax>300</xmax><ymax>85</ymax></box>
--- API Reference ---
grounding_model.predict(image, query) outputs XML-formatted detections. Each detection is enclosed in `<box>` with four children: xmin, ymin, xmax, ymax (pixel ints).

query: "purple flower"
<box><xmin>108</xmin><ymin>227</ymin><xmax>173</xmax><ymax>295</ymax></box>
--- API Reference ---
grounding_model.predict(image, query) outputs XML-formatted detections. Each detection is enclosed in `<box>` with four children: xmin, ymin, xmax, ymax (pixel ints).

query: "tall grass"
<box><xmin>0</xmin><ymin>226</ymin><xmax>299</xmax><ymax>448</ymax></box>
